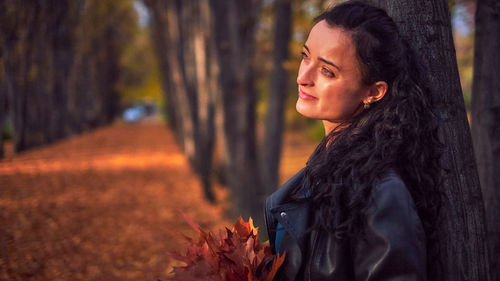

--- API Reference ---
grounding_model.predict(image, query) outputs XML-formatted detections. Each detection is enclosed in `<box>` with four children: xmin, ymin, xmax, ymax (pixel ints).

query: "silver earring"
<box><xmin>363</xmin><ymin>102</ymin><xmax>371</xmax><ymax>109</ymax></box>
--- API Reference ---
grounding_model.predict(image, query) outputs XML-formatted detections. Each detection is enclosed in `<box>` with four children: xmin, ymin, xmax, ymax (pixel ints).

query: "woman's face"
<box><xmin>296</xmin><ymin>20</ymin><xmax>371</xmax><ymax>131</ymax></box>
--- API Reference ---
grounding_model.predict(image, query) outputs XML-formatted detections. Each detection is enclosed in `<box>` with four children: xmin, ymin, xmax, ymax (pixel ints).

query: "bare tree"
<box><xmin>470</xmin><ymin>0</ymin><xmax>500</xmax><ymax>280</ymax></box>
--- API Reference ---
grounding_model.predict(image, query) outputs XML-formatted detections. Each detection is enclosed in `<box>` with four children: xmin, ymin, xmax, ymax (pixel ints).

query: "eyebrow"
<box><xmin>303</xmin><ymin>44</ymin><xmax>341</xmax><ymax>71</ymax></box>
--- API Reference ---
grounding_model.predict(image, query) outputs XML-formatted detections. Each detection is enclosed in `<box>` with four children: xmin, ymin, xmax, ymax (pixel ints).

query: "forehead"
<box><xmin>306</xmin><ymin>20</ymin><xmax>358</xmax><ymax>68</ymax></box>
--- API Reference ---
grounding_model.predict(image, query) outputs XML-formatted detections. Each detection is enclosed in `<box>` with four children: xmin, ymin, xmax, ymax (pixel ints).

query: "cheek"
<box><xmin>319</xmin><ymin>84</ymin><xmax>348</xmax><ymax>105</ymax></box>
<box><xmin>320</xmin><ymin>85</ymin><xmax>361</xmax><ymax>114</ymax></box>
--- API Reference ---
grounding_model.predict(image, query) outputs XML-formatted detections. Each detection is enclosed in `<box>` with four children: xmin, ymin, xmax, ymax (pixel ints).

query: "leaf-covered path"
<box><xmin>0</xmin><ymin>119</ymin><xmax>316</xmax><ymax>281</ymax></box>
<box><xmin>0</xmin><ymin>120</ymin><xmax>233</xmax><ymax>281</ymax></box>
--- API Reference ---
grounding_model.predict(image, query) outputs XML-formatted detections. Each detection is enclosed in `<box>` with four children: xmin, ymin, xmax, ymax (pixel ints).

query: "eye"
<box><xmin>301</xmin><ymin>51</ymin><xmax>308</xmax><ymax>59</ymax></box>
<box><xmin>321</xmin><ymin>67</ymin><xmax>334</xmax><ymax>78</ymax></box>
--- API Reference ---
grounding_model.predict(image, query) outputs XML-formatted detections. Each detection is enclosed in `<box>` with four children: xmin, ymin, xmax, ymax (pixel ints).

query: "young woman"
<box><xmin>264</xmin><ymin>1</ymin><xmax>442</xmax><ymax>280</ymax></box>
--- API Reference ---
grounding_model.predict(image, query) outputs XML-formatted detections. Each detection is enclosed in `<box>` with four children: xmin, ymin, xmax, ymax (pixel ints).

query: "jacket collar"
<box><xmin>266</xmin><ymin>168</ymin><xmax>310</xmax><ymax>250</ymax></box>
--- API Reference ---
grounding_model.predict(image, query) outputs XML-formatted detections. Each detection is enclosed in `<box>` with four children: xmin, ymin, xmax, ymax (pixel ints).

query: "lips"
<box><xmin>298</xmin><ymin>90</ymin><xmax>317</xmax><ymax>100</ymax></box>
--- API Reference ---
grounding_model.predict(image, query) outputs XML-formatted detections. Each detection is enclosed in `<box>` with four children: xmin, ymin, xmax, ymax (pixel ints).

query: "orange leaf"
<box><xmin>264</xmin><ymin>252</ymin><xmax>286</xmax><ymax>281</ymax></box>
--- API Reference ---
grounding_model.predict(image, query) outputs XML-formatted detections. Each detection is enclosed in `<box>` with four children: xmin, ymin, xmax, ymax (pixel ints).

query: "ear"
<box><xmin>363</xmin><ymin>81</ymin><xmax>388</xmax><ymax>104</ymax></box>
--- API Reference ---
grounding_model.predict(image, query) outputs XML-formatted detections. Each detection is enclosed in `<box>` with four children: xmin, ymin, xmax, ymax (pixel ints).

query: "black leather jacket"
<box><xmin>264</xmin><ymin>168</ymin><xmax>427</xmax><ymax>281</ymax></box>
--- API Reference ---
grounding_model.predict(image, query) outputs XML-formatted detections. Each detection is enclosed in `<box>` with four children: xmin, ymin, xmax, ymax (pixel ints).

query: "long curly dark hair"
<box><xmin>291</xmin><ymin>1</ymin><xmax>443</xmax><ymax>244</ymax></box>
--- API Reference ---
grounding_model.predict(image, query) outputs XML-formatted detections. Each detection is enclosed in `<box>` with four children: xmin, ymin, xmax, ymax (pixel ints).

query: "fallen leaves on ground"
<box><xmin>0</xmin><ymin>120</ymin><xmax>230</xmax><ymax>281</ymax></box>
<box><xmin>0</xmin><ymin>118</ymin><xmax>316</xmax><ymax>281</ymax></box>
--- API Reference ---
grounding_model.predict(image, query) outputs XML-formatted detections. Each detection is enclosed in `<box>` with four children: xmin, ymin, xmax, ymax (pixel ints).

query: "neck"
<box><xmin>322</xmin><ymin>120</ymin><xmax>346</xmax><ymax>136</ymax></box>
<box><xmin>323</xmin><ymin>103</ymin><xmax>365</xmax><ymax>135</ymax></box>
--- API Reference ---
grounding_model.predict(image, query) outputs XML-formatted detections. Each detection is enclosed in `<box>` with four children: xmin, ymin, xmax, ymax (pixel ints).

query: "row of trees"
<box><xmin>143</xmin><ymin>0</ymin><xmax>294</xmax><ymax>228</ymax></box>
<box><xmin>0</xmin><ymin>0</ymin><xmax>137</xmax><ymax>155</ymax></box>
<box><xmin>144</xmin><ymin>0</ymin><xmax>498</xmax><ymax>280</ymax></box>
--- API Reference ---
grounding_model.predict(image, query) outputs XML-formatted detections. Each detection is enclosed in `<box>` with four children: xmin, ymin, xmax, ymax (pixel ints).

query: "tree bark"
<box><xmin>0</xmin><ymin>34</ymin><xmax>5</xmax><ymax>159</ymax></box>
<box><xmin>146</xmin><ymin>0</ymin><xmax>196</xmax><ymax>159</ymax></box>
<box><xmin>146</xmin><ymin>0</ymin><xmax>290</xmax><ymax>224</ymax></box>
<box><xmin>262</xmin><ymin>0</ymin><xmax>293</xmax><ymax>195</ymax></box>
<box><xmin>3</xmin><ymin>0</ymin><xmax>75</xmax><ymax>151</ymax></box>
<box><xmin>470</xmin><ymin>0</ymin><xmax>500</xmax><ymax>280</ymax></box>
<box><xmin>363</xmin><ymin>1</ymin><xmax>490</xmax><ymax>280</ymax></box>
<box><xmin>147</xmin><ymin>2</ymin><xmax>180</xmax><ymax>139</ymax></box>
<box><xmin>2</xmin><ymin>1</ymin><xmax>41</xmax><ymax>152</ymax></box>
<box><xmin>191</xmin><ymin>0</ymin><xmax>217</xmax><ymax>202</ymax></box>
<box><xmin>0</xmin><ymin>58</ymin><xmax>4</xmax><ymax>159</ymax></box>
<box><xmin>46</xmin><ymin>0</ymin><xmax>81</xmax><ymax>142</ymax></box>
<box><xmin>145</xmin><ymin>0</ymin><xmax>217</xmax><ymax>202</ymax></box>
<box><xmin>165</xmin><ymin>0</ymin><xmax>196</xmax><ymax>160</ymax></box>
<box><xmin>210</xmin><ymin>0</ymin><xmax>264</xmax><ymax>226</ymax></box>
<box><xmin>1</xmin><ymin>0</ymin><xmax>128</xmax><ymax>152</ymax></box>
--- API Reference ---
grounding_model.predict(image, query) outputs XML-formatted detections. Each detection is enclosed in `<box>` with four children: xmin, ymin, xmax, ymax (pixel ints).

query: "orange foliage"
<box><xmin>167</xmin><ymin>217</ymin><xmax>285</xmax><ymax>281</ymax></box>
<box><xmin>0</xmin><ymin>118</ymin><xmax>315</xmax><ymax>280</ymax></box>
<box><xmin>0</xmin><ymin>120</ymin><xmax>230</xmax><ymax>280</ymax></box>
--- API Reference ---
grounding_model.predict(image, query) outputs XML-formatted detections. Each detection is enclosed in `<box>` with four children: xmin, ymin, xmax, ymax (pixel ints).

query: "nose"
<box><xmin>296</xmin><ymin>62</ymin><xmax>314</xmax><ymax>87</ymax></box>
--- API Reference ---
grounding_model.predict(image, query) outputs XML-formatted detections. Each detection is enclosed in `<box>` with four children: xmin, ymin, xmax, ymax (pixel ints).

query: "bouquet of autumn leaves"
<box><xmin>166</xmin><ymin>217</ymin><xmax>285</xmax><ymax>281</ymax></box>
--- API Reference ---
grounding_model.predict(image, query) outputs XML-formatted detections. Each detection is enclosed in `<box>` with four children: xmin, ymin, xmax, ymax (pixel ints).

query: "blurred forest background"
<box><xmin>1</xmin><ymin>0</ymin><xmax>498</xmax><ymax>280</ymax></box>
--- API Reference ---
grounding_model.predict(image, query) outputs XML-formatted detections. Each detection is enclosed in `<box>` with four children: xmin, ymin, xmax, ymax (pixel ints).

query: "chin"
<box><xmin>296</xmin><ymin>100</ymin><xmax>317</xmax><ymax>119</ymax></box>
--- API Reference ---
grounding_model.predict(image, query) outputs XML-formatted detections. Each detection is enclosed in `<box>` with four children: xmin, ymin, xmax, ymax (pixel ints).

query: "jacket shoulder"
<box><xmin>353</xmin><ymin>169</ymin><xmax>427</xmax><ymax>281</ymax></box>
<box><xmin>369</xmin><ymin>169</ymin><xmax>416</xmax><ymax>214</ymax></box>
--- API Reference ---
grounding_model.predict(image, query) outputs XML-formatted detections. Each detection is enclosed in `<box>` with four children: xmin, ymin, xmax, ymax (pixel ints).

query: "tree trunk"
<box><xmin>146</xmin><ymin>0</ymin><xmax>196</xmax><ymax>159</ymax></box>
<box><xmin>261</xmin><ymin>0</ymin><xmax>293</xmax><ymax>195</ymax></box>
<box><xmin>213</xmin><ymin>34</ymin><xmax>229</xmax><ymax>187</ymax></box>
<box><xmin>147</xmin><ymin>3</ymin><xmax>181</xmax><ymax>139</ymax></box>
<box><xmin>3</xmin><ymin>2</ymin><xmax>40</xmax><ymax>152</ymax></box>
<box><xmin>165</xmin><ymin>0</ymin><xmax>196</xmax><ymax>161</ymax></box>
<box><xmin>191</xmin><ymin>0</ymin><xmax>217</xmax><ymax>202</ymax></box>
<box><xmin>364</xmin><ymin>1</ymin><xmax>490</xmax><ymax>280</ymax></box>
<box><xmin>210</xmin><ymin>0</ymin><xmax>264</xmax><ymax>227</ymax></box>
<box><xmin>46</xmin><ymin>0</ymin><xmax>81</xmax><ymax>142</ymax></box>
<box><xmin>0</xmin><ymin>59</ymin><xmax>4</xmax><ymax>159</ymax></box>
<box><xmin>0</xmin><ymin>36</ymin><xmax>5</xmax><ymax>159</ymax></box>
<box><xmin>470</xmin><ymin>0</ymin><xmax>500</xmax><ymax>280</ymax></box>
<box><xmin>1</xmin><ymin>0</ymin><xmax>133</xmax><ymax>154</ymax></box>
<box><xmin>145</xmin><ymin>0</ymin><xmax>217</xmax><ymax>202</ymax></box>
